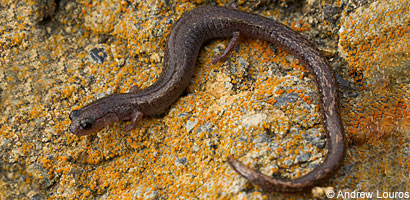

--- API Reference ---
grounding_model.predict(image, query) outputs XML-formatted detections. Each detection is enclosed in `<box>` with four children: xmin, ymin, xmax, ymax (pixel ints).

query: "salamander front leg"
<box><xmin>212</xmin><ymin>31</ymin><xmax>241</xmax><ymax>64</ymax></box>
<box><xmin>122</xmin><ymin>111</ymin><xmax>143</xmax><ymax>132</ymax></box>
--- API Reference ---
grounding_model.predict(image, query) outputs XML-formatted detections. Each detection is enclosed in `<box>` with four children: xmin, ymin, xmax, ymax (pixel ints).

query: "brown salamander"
<box><xmin>69</xmin><ymin>6</ymin><xmax>345</xmax><ymax>192</ymax></box>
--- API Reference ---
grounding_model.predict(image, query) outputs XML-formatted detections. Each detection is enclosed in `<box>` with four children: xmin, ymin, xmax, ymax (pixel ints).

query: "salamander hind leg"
<box><xmin>129</xmin><ymin>85</ymin><xmax>142</xmax><ymax>93</ymax></box>
<box><xmin>212</xmin><ymin>31</ymin><xmax>241</xmax><ymax>64</ymax></box>
<box><xmin>227</xmin><ymin>154</ymin><xmax>316</xmax><ymax>192</ymax></box>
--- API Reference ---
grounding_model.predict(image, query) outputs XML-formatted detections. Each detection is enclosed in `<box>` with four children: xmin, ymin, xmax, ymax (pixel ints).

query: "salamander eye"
<box><xmin>70</xmin><ymin>110</ymin><xmax>81</xmax><ymax>120</ymax></box>
<box><xmin>80</xmin><ymin>118</ymin><xmax>94</xmax><ymax>130</ymax></box>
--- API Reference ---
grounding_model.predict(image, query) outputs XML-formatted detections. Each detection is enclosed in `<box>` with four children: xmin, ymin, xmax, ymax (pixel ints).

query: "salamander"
<box><xmin>69</xmin><ymin>6</ymin><xmax>345</xmax><ymax>192</ymax></box>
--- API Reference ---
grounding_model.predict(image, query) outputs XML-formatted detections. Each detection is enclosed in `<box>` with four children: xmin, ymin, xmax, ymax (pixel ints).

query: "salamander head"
<box><xmin>69</xmin><ymin>102</ymin><xmax>120</xmax><ymax>136</ymax></box>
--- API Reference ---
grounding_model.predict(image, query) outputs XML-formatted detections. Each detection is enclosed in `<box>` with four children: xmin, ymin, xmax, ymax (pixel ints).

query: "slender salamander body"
<box><xmin>69</xmin><ymin>6</ymin><xmax>345</xmax><ymax>192</ymax></box>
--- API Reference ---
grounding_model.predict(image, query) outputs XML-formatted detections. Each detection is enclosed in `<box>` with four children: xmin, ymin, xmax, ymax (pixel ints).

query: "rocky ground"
<box><xmin>0</xmin><ymin>0</ymin><xmax>409</xmax><ymax>199</ymax></box>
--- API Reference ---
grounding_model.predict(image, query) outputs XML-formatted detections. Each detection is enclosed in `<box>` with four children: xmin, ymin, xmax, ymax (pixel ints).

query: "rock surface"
<box><xmin>0</xmin><ymin>0</ymin><xmax>409</xmax><ymax>199</ymax></box>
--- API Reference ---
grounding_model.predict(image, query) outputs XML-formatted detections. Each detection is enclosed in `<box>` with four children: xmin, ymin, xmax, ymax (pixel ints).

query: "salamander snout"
<box><xmin>69</xmin><ymin>106</ymin><xmax>122</xmax><ymax>136</ymax></box>
<box><xmin>69</xmin><ymin>109</ymin><xmax>98</xmax><ymax>136</ymax></box>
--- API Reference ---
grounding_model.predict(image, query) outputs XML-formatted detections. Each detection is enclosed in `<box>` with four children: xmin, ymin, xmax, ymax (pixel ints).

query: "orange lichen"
<box><xmin>338</xmin><ymin>0</ymin><xmax>410</xmax><ymax>145</ymax></box>
<box><xmin>2</xmin><ymin>0</ymin><xmax>408</xmax><ymax>199</ymax></box>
